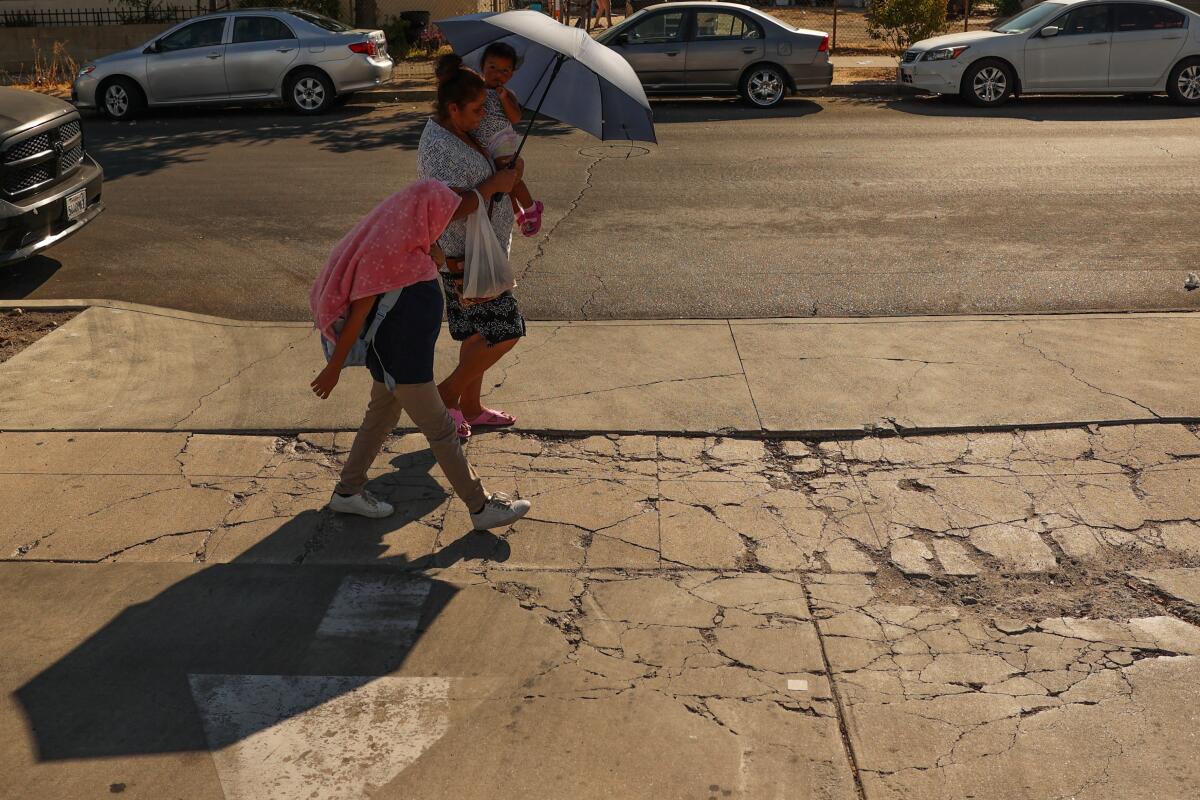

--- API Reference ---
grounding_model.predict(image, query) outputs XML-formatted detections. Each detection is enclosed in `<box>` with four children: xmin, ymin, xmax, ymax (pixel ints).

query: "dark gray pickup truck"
<box><xmin>0</xmin><ymin>88</ymin><xmax>103</xmax><ymax>265</ymax></box>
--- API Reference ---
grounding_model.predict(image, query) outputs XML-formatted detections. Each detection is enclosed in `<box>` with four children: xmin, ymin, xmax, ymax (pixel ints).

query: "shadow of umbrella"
<box><xmin>14</xmin><ymin>448</ymin><xmax>508</xmax><ymax>761</ymax></box>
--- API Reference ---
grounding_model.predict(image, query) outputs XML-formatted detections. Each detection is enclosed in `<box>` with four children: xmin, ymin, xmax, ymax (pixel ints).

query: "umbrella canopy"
<box><xmin>435</xmin><ymin>10</ymin><xmax>656</xmax><ymax>145</ymax></box>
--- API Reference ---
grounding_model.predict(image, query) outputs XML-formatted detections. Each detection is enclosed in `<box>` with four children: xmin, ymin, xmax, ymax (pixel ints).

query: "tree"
<box><xmin>866</xmin><ymin>0</ymin><xmax>948</xmax><ymax>53</ymax></box>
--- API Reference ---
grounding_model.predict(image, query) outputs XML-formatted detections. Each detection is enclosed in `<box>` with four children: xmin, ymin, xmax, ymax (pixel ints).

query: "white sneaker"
<box><xmin>470</xmin><ymin>492</ymin><xmax>531</xmax><ymax>530</ymax></box>
<box><xmin>329</xmin><ymin>490</ymin><xmax>394</xmax><ymax>519</ymax></box>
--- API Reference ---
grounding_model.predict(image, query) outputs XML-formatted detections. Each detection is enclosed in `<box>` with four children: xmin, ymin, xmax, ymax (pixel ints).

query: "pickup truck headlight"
<box><xmin>925</xmin><ymin>46</ymin><xmax>969</xmax><ymax>61</ymax></box>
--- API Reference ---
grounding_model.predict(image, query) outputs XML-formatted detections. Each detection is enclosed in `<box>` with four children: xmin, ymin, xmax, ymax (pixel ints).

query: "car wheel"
<box><xmin>1167</xmin><ymin>58</ymin><xmax>1200</xmax><ymax>105</ymax></box>
<box><xmin>286</xmin><ymin>70</ymin><xmax>335</xmax><ymax>115</ymax></box>
<box><xmin>961</xmin><ymin>60</ymin><xmax>1014</xmax><ymax>108</ymax></box>
<box><xmin>740</xmin><ymin>65</ymin><xmax>787</xmax><ymax>109</ymax></box>
<box><xmin>100</xmin><ymin>77</ymin><xmax>144</xmax><ymax>121</ymax></box>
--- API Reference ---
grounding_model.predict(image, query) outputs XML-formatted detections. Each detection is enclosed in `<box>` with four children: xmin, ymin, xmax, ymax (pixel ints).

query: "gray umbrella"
<box><xmin>435</xmin><ymin>10</ymin><xmax>656</xmax><ymax>159</ymax></box>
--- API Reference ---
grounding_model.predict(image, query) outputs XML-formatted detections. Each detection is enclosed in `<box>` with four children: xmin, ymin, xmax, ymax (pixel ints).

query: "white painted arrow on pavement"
<box><xmin>189</xmin><ymin>574</ymin><xmax>447</xmax><ymax>800</ymax></box>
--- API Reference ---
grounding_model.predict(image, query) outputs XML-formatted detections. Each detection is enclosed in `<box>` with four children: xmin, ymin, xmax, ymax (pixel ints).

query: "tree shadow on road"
<box><xmin>85</xmin><ymin>101</ymin><xmax>580</xmax><ymax>183</ymax></box>
<box><xmin>14</xmin><ymin>445</ymin><xmax>509</xmax><ymax>760</ymax></box>
<box><xmin>0</xmin><ymin>255</ymin><xmax>61</xmax><ymax>299</ymax></box>
<box><xmin>649</xmin><ymin>97</ymin><xmax>824</xmax><ymax>123</ymax></box>
<box><xmin>886</xmin><ymin>92</ymin><xmax>1200</xmax><ymax>122</ymax></box>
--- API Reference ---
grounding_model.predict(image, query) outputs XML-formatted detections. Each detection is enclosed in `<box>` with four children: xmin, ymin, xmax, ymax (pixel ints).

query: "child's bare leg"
<box><xmin>513</xmin><ymin>180</ymin><xmax>534</xmax><ymax>212</ymax></box>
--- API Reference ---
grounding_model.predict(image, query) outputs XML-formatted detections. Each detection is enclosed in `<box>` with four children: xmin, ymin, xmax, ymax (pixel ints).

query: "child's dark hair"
<box><xmin>434</xmin><ymin>52</ymin><xmax>464</xmax><ymax>84</ymax></box>
<box><xmin>481</xmin><ymin>42</ymin><xmax>518</xmax><ymax>68</ymax></box>
<box><xmin>434</xmin><ymin>64</ymin><xmax>486</xmax><ymax>117</ymax></box>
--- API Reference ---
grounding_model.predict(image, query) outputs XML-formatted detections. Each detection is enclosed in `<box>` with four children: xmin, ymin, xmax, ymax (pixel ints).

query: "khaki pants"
<box><xmin>335</xmin><ymin>380</ymin><xmax>488</xmax><ymax>511</ymax></box>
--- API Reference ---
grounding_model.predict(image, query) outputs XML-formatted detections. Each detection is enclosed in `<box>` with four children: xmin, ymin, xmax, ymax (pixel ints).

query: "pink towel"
<box><xmin>310</xmin><ymin>179</ymin><xmax>460</xmax><ymax>343</ymax></box>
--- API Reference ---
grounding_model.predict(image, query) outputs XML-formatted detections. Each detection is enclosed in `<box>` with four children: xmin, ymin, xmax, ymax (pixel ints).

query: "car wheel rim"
<box><xmin>1178</xmin><ymin>66</ymin><xmax>1200</xmax><ymax>100</ymax></box>
<box><xmin>973</xmin><ymin>67</ymin><xmax>1006</xmax><ymax>103</ymax></box>
<box><xmin>295</xmin><ymin>78</ymin><xmax>326</xmax><ymax>110</ymax></box>
<box><xmin>106</xmin><ymin>86</ymin><xmax>128</xmax><ymax>117</ymax></box>
<box><xmin>749</xmin><ymin>71</ymin><xmax>783</xmax><ymax>106</ymax></box>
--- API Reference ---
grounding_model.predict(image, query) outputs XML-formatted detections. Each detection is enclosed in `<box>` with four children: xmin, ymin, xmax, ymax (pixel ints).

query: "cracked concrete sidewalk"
<box><xmin>2</xmin><ymin>425</ymin><xmax>1200</xmax><ymax>798</ymax></box>
<box><xmin>2</xmin><ymin>301</ymin><xmax>1200</xmax><ymax>435</ymax></box>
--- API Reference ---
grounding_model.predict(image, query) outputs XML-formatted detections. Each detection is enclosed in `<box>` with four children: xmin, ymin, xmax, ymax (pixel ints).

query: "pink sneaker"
<box><xmin>518</xmin><ymin>200</ymin><xmax>544</xmax><ymax>237</ymax></box>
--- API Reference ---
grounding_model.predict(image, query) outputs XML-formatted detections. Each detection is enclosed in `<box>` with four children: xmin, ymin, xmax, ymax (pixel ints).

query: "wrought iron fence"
<box><xmin>0</xmin><ymin>6</ymin><xmax>209</xmax><ymax>28</ymax></box>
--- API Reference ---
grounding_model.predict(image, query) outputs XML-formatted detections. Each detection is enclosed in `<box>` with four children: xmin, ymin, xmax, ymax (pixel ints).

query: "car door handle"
<box><xmin>742</xmin><ymin>47</ymin><xmax>757</xmax><ymax>53</ymax></box>
<box><xmin>1162</xmin><ymin>34</ymin><xmax>1183</xmax><ymax>39</ymax></box>
<box><xmin>666</xmin><ymin>51</ymin><xmax>680</xmax><ymax>56</ymax></box>
<box><xmin>206</xmin><ymin>52</ymin><xmax>222</xmax><ymax>59</ymax></box>
<box><xmin>276</xmin><ymin>47</ymin><xmax>295</xmax><ymax>53</ymax></box>
<box><xmin>1088</xmin><ymin>39</ymin><xmax>1107</xmax><ymax>45</ymax></box>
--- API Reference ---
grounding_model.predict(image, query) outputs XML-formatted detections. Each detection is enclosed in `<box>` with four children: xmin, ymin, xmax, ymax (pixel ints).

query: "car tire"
<box><xmin>286</xmin><ymin>69</ymin><xmax>336</xmax><ymax>115</ymax></box>
<box><xmin>740</xmin><ymin>65</ymin><xmax>788</xmax><ymax>109</ymax></box>
<box><xmin>1167</xmin><ymin>58</ymin><xmax>1200</xmax><ymax>105</ymax></box>
<box><xmin>100</xmin><ymin>77</ymin><xmax>145</xmax><ymax>121</ymax></box>
<box><xmin>960</xmin><ymin>59</ymin><xmax>1015</xmax><ymax>108</ymax></box>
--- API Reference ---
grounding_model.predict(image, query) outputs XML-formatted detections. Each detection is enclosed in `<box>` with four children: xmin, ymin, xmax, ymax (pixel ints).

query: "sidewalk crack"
<box><xmin>1016</xmin><ymin>325</ymin><xmax>1162</xmax><ymax>420</ymax></box>
<box><xmin>801</xmin><ymin>577</ymin><xmax>868</xmax><ymax>800</ymax></box>
<box><xmin>520</xmin><ymin>153</ymin><xmax>603</xmax><ymax>281</ymax></box>
<box><xmin>173</xmin><ymin>330</ymin><xmax>310</xmax><ymax>428</ymax></box>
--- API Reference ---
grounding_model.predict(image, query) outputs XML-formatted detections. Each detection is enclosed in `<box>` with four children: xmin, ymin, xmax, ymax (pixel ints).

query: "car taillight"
<box><xmin>818</xmin><ymin>36</ymin><xmax>829</xmax><ymax>53</ymax></box>
<box><xmin>349</xmin><ymin>40</ymin><xmax>377</xmax><ymax>57</ymax></box>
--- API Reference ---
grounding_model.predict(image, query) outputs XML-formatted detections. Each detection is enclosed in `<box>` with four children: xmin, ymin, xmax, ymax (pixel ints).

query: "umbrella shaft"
<box><xmin>513</xmin><ymin>53</ymin><xmax>567</xmax><ymax>164</ymax></box>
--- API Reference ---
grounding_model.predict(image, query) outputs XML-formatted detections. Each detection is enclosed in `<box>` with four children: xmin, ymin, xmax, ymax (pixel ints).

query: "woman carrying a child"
<box><xmin>420</xmin><ymin>52</ymin><xmax>542</xmax><ymax>440</ymax></box>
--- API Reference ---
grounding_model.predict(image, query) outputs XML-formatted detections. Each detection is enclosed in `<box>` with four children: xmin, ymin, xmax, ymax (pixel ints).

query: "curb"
<box><xmin>8</xmin><ymin>299</ymin><xmax>1198</xmax><ymax>327</ymax></box>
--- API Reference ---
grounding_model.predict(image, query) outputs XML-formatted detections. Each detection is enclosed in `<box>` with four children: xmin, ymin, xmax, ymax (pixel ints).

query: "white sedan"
<box><xmin>898</xmin><ymin>0</ymin><xmax>1200</xmax><ymax>106</ymax></box>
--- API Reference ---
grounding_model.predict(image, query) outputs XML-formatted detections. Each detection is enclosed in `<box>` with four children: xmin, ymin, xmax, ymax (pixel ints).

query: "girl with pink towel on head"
<box><xmin>309</xmin><ymin>178</ymin><xmax>530</xmax><ymax>531</ymax></box>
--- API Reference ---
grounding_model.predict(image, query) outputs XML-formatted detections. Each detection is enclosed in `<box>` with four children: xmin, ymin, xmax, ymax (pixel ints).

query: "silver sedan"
<box><xmin>73</xmin><ymin>9</ymin><xmax>392</xmax><ymax>119</ymax></box>
<box><xmin>597</xmin><ymin>2</ymin><xmax>832</xmax><ymax>108</ymax></box>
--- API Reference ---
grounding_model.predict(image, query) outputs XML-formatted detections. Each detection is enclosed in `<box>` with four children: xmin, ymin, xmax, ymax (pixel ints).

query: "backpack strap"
<box><xmin>362</xmin><ymin>289</ymin><xmax>403</xmax><ymax>346</ymax></box>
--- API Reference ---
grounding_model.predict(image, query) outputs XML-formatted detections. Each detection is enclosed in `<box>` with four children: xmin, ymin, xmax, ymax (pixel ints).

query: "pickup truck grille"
<box><xmin>0</xmin><ymin>116</ymin><xmax>86</xmax><ymax>200</ymax></box>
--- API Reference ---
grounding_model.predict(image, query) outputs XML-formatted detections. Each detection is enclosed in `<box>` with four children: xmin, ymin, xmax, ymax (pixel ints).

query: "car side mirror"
<box><xmin>1040</xmin><ymin>25</ymin><xmax>1060</xmax><ymax>37</ymax></box>
<box><xmin>144</xmin><ymin>40</ymin><xmax>161</xmax><ymax>54</ymax></box>
<box><xmin>615</xmin><ymin>33</ymin><xmax>629</xmax><ymax>45</ymax></box>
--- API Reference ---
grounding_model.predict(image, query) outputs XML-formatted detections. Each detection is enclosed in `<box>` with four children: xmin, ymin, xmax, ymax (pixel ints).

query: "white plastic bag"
<box><xmin>463</xmin><ymin>189</ymin><xmax>516</xmax><ymax>300</ymax></box>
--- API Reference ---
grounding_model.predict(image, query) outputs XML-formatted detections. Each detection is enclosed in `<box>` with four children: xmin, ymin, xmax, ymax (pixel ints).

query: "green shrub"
<box><xmin>381</xmin><ymin>16</ymin><xmax>409</xmax><ymax>58</ymax></box>
<box><xmin>991</xmin><ymin>0</ymin><xmax>1025</xmax><ymax>20</ymax></box>
<box><xmin>866</xmin><ymin>0</ymin><xmax>949</xmax><ymax>53</ymax></box>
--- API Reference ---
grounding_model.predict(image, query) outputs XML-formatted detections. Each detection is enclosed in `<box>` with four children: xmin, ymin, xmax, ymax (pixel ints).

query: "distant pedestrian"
<box><xmin>592</xmin><ymin>0</ymin><xmax>612</xmax><ymax>30</ymax></box>
<box><xmin>418</xmin><ymin>60</ymin><xmax>525</xmax><ymax>441</ymax></box>
<box><xmin>310</xmin><ymin>178</ymin><xmax>530</xmax><ymax>531</ymax></box>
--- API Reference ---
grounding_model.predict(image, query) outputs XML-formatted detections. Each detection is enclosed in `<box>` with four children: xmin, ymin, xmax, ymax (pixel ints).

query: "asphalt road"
<box><xmin>6</xmin><ymin>93</ymin><xmax>1200</xmax><ymax>321</ymax></box>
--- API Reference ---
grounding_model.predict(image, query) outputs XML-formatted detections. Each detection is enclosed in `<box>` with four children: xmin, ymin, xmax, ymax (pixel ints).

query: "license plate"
<box><xmin>66</xmin><ymin>189</ymin><xmax>86</xmax><ymax>222</ymax></box>
<box><xmin>901</xmin><ymin>70</ymin><xmax>913</xmax><ymax>84</ymax></box>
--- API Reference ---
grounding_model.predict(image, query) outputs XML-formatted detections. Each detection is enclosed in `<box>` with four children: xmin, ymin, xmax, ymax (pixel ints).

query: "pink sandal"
<box><xmin>518</xmin><ymin>201</ymin><xmax>544</xmax><ymax>238</ymax></box>
<box><xmin>468</xmin><ymin>408</ymin><xmax>516</xmax><ymax>428</ymax></box>
<box><xmin>447</xmin><ymin>408</ymin><xmax>472</xmax><ymax>439</ymax></box>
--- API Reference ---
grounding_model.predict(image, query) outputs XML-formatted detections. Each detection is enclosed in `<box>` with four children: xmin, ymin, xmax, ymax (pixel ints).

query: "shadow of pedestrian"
<box><xmin>14</xmin><ymin>445</ymin><xmax>508</xmax><ymax>761</ymax></box>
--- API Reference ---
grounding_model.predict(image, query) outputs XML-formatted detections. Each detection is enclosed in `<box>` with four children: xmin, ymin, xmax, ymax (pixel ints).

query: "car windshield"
<box><xmin>992</xmin><ymin>2</ymin><xmax>1066</xmax><ymax>33</ymax></box>
<box><xmin>596</xmin><ymin>10</ymin><xmax>647</xmax><ymax>43</ymax></box>
<box><xmin>291</xmin><ymin>10</ymin><xmax>351</xmax><ymax>32</ymax></box>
